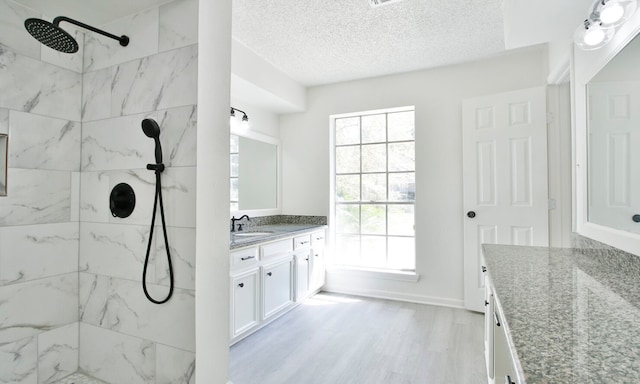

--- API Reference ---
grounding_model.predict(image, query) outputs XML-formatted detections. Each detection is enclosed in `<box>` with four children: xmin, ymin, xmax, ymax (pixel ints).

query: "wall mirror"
<box><xmin>0</xmin><ymin>134</ymin><xmax>6</xmax><ymax>196</ymax></box>
<box><xmin>230</xmin><ymin>131</ymin><xmax>279</xmax><ymax>214</ymax></box>
<box><xmin>587</xmin><ymin>34</ymin><xmax>640</xmax><ymax>234</ymax></box>
<box><xmin>574</xmin><ymin>14</ymin><xmax>640</xmax><ymax>255</ymax></box>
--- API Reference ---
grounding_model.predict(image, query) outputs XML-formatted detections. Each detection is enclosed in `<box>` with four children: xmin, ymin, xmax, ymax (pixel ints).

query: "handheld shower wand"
<box><xmin>141</xmin><ymin>118</ymin><xmax>173</xmax><ymax>304</ymax></box>
<box><xmin>142</xmin><ymin>118</ymin><xmax>163</xmax><ymax>164</ymax></box>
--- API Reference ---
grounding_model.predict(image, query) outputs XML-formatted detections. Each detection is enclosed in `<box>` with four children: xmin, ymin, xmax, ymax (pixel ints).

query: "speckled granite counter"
<box><xmin>482</xmin><ymin>244</ymin><xmax>640</xmax><ymax>383</ymax></box>
<box><xmin>230</xmin><ymin>224</ymin><xmax>327</xmax><ymax>249</ymax></box>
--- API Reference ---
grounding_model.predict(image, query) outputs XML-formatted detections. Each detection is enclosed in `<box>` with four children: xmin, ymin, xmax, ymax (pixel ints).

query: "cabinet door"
<box><xmin>231</xmin><ymin>269</ymin><xmax>259</xmax><ymax>338</ymax></box>
<box><xmin>310</xmin><ymin>247</ymin><xmax>325</xmax><ymax>291</ymax></box>
<box><xmin>295</xmin><ymin>251</ymin><xmax>311</xmax><ymax>301</ymax></box>
<box><xmin>263</xmin><ymin>258</ymin><xmax>293</xmax><ymax>320</ymax></box>
<box><xmin>485</xmin><ymin>280</ymin><xmax>495</xmax><ymax>381</ymax></box>
<box><xmin>494</xmin><ymin>306</ymin><xmax>517</xmax><ymax>383</ymax></box>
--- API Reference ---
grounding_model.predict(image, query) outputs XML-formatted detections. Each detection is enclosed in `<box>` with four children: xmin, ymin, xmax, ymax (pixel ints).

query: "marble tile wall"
<box><xmin>78</xmin><ymin>0</ymin><xmax>198</xmax><ymax>382</ymax></box>
<box><xmin>0</xmin><ymin>0</ymin><xmax>199</xmax><ymax>382</ymax></box>
<box><xmin>0</xmin><ymin>1</ymin><xmax>82</xmax><ymax>383</ymax></box>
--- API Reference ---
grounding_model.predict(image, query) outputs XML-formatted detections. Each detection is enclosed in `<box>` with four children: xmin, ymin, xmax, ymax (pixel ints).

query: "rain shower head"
<box><xmin>24</xmin><ymin>16</ymin><xmax>129</xmax><ymax>54</ymax></box>
<box><xmin>25</xmin><ymin>18</ymin><xmax>79</xmax><ymax>53</ymax></box>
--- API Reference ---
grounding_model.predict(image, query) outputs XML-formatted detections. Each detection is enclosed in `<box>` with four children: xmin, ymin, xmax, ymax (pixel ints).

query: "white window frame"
<box><xmin>329</xmin><ymin>106</ymin><xmax>416</xmax><ymax>275</ymax></box>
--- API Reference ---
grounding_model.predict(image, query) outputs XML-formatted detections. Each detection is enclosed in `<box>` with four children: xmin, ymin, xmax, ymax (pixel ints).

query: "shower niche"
<box><xmin>0</xmin><ymin>133</ymin><xmax>6</xmax><ymax>196</ymax></box>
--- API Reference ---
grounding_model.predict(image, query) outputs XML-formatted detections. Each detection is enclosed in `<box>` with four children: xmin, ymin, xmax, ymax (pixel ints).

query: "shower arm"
<box><xmin>52</xmin><ymin>16</ymin><xmax>129</xmax><ymax>46</ymax></box>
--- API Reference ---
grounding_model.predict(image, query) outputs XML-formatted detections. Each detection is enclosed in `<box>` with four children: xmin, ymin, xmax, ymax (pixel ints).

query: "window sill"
<box><xmin>327</xmin><ymin>266</ymin><xmax>420</xmax><ymax>283</ymax></box>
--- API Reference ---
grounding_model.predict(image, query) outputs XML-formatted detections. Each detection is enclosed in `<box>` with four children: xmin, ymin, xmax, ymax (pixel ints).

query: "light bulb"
<box><xmin>596</xmin><ymin>0</ymin><xmax>638</xmax><ymax>28</ymax></box>
<box><xmin>584</xmin><ymin>28</ymin><xmax>606</xmax><ymax>46</ymax></box>
<box><xmin>574</xmin><ymin>18</ymin><xmax>615</xmax><ymax>50</ymax></box>
<box><xmin>600</xmin><ymin>3</ymin><xmax>625</xmax><ymax>24</ymax></box>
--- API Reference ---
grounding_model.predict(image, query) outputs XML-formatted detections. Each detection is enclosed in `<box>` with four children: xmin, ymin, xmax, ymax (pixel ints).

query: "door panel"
<box><xmin>477</xmin><ymin>141</ymin><xmax>497</xmax><ymax>205</ymax></box>
<box><xmin>463</xmin><ymin>86</ymin><xmax>549</xmax><ymax>312</ymax></box>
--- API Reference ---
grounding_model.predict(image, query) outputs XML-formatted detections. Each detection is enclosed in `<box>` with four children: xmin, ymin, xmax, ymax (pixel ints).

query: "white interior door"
<box><xmin>462</xmin><ymin>87</ymin><xmax>549</xmax><ymax>312</ymax></box>
<box><xmin>587</xmin><ymin>81</ymin><xmax>640</xmax><ymax>233</ymax></box>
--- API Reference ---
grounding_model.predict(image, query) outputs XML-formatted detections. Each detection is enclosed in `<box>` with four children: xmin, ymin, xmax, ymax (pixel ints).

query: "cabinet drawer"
<box><xmin>294</xmin><ymin>234</ymin><xmax>311</xmax><ymax>249</ymax></box>
<box><xmin>311</xmin><ymin>230</ymin><xmax>326</xmax><ymax>249</ymax></box>
<box><xmin>261</xmin><ymin>239</ymin><xmax>293</xmax><ymax>259</ymax></box>
<box><xmin>230</xmin><ymin>247</ymin><xmax>258</xmax><ymax>270</ymax></box>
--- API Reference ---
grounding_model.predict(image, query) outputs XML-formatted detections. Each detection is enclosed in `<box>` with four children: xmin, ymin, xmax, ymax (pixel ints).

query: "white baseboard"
<box><xmin>323</xmin><ymin>285</ymin><xmax>465</xmax><ymax>309</ymax></box>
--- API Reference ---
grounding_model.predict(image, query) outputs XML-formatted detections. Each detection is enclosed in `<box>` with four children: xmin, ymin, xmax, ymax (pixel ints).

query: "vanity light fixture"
<box><xmin>230</xmin><ymin>107</ymin><xmax>250</xmax><ymax>131</ymax></box>
<box><xmin>230</xmin><ymin>107</ymin><xmax>249</xmax><ymax>122</ymax></box>
<box><xmin>574</xmin><ymin>0</ymin><xmax>639</xmax><ymax>50</ymax></box>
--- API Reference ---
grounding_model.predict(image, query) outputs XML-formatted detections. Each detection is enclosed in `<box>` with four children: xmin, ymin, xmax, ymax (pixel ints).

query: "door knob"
<box><xmin>467</xmin><ymin>211</ymin><xmax>476</xmax><ymax>218</ymax></box>
<box><xmin>633</xmin><ymin>214</ymin><xmax>640</xmax><ymax>223</ymax></box>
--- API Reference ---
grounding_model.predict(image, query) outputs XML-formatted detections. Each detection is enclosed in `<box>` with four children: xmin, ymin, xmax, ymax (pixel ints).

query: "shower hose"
<box><xmin>142</xmin><ymin>165</ymin><xmax>174</xmax><ymax>304</ymax></box>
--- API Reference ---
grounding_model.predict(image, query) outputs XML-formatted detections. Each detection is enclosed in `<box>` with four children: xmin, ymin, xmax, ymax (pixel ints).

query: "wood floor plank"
<box><xmin>230</xmin><ymin>292</ymin><xmax>486</xmax><ymax>384</ymax></box>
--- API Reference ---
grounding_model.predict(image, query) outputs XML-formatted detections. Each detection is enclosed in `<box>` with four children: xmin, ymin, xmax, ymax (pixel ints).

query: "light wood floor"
<box><xmin>230</xmin><ymin>292</ymin><xmax>487</xmax><ymax>384</ymax></box>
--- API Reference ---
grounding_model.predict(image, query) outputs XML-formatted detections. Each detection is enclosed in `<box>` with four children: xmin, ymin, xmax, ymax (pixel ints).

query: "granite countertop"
<box><xmin>482</xmin><ymin>244</ymin><xmax>640</xmax><ymax>383</ymax></box>
<box><xmin>230</xmin><ymin>224</ymin><xmax>327</xmax><ymax>249</ymax></box>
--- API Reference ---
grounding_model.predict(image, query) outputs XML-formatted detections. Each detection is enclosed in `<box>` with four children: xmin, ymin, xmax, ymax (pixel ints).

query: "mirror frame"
<box><xmin>230</xmin><ymin>127</ymin><xmax>281</xmax><ymax>218</ymax></box>
<box><xmin>574</xmin><ymin>10</ymin><xmax>640</xmax><ymax>255</ymax></box>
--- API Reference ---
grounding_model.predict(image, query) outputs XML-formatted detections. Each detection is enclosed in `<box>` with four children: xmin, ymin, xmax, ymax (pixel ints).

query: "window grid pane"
<box><xmin>334</xmin><ymin>108</ymin><xmax>415</xmax><ymax>271</ymax></box>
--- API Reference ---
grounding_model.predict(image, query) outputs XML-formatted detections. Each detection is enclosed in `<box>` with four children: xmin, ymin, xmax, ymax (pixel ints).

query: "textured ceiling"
<box><xmin>232</xmin><ymin>0</ymin><xmax>507</xmax><ymax>86</ymax></box>
<box><xmin>16</xmin><ymin>0</ymin><xmax>510</xmax><ymax>87</ymax></box>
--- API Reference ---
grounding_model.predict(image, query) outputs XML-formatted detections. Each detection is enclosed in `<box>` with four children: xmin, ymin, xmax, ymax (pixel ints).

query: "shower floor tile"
<box><xmin>55</xmin><ymin>373</ymin><xmax>108</xmax><ymax>384</ymax></box>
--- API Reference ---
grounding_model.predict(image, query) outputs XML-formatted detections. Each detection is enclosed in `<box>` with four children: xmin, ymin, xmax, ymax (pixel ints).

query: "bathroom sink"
<box><xmin>233</xmin><ymin>231</ymin><xmax>273</xmax><ymax>237</ymax></box>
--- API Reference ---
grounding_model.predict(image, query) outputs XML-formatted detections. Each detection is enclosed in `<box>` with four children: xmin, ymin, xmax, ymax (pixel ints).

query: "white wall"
<box><xmin>547</xmin><ymin>83</ymin><xmax>573</xmax><ymax>248</ymax></box>
<box><xmin>547</xmin><ymin>39</ymin><xmax>572</xmax><ymax>84</ymax></box>
<box><xmin>279</xmin><ymin>47</ymin><xmax>550</xmax><ymax>306</ymax></box>
<box><xmin>196</xmin><ymin>1</ymin><xmax>232</xmax><ymax>383</ymax></box>
<box><xmin>231</xmin><ymin>39</ymin><xmax>306</xmax><ymax>113</ymax></box>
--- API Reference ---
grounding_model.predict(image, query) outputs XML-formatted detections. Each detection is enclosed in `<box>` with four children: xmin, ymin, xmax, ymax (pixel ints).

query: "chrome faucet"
<box><xmin>231</xmin><ymin>215</ymin><xmax>250</xmax><ymax>232</ymax></box>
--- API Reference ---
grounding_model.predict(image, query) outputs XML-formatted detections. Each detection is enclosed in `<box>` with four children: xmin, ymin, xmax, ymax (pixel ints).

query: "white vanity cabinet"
<box><xmin>230</xmin><ymin>227</ymin><xmax>327</xmax><ymax>344</ymax></box>
<box><xmin>483</xmin><ymin>270</ymin><xmax>519</xmax><ymax>384</ymax></box>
